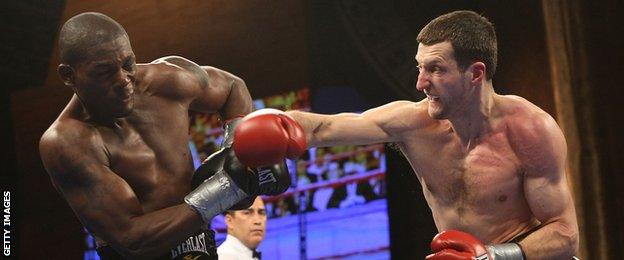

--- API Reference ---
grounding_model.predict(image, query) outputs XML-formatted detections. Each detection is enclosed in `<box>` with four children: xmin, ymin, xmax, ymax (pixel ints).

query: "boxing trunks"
<box><xmin>96</xmin><ymin>229</ymin><xmax>217</xmax><ymax>260</ymax></box>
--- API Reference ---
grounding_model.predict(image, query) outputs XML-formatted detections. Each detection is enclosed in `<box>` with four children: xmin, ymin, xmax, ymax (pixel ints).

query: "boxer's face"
<box><xmin>62</xmin><ymin>35</ymin><xmax>137</xmax><ymax>119</ymax></box>
<box><xmin>226</xmin><ymin>197</ymin><xmax>267</xmax><ymax>249</ymax></box>
<box><xmin>415</xmin><ymin>42</ymin><xmax>473</xmax><ymax>119</ymax></box>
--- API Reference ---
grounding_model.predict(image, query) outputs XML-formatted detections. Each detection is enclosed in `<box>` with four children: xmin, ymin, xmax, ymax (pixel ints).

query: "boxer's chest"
<box><xmin>99</xmin><ymin>95</ymin><xmax>195</xmax><ymax>210</ymax></box>
<box><xmin>404</xmin><ymin>129</ymin><xmax>523</xmax><ymax>208</ymax></box>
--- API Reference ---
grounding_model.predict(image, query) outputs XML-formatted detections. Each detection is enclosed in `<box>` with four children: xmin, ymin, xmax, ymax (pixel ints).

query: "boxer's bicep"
<box><xmin>151</xmin><ymin>56</ymin><xmax>252</xmax><ymax>119</ymax></box>
<box><xmin>324</xmin><ymin>111</ymin><xmax>397</xmax><ymax>146</ymax></box>
<box><xmin>524</xmin><ymin>167</ymin><xmax>571</xmax><ymax>224</ymax></box>
<box><xmin>520</xmin><ymin>117</ymin><xmax>578</xmax><ymax>249</ymax></box>
<box><xmin>41</xmin><ymin>136</ymin><xmax>142</xmax><ymax>247</ymax></box>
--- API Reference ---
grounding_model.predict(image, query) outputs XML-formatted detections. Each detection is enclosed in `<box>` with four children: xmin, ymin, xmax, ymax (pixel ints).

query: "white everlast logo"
<box><xmin>257</xmin><ymin>167</ymin><xmax>277</xmax><ymax>185</ymax></box>
<box><xmin>170</xmin><ymin>232</ymin><xmax>207</xmax><ymax>258</ymax></box>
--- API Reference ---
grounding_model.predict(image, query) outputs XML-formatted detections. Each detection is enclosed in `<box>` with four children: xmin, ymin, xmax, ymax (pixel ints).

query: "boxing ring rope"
<box><xmin>263</xmin><ymin>168</ymin><xmax>385</xmax><ymax>204</ymax></box>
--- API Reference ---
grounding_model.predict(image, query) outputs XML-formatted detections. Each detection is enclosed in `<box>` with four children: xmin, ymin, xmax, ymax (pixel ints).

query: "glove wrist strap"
<box><xmin>185</xmin><ymin>170</ymin><xmax>249</xmax><ymax>223</ymax></box>
<box><xmin>486</xmin><ymin>243</ymin><xmax>525</xmax><ymax>260</ymax></box>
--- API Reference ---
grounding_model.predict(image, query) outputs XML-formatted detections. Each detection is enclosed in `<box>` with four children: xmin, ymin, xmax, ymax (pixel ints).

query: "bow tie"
<box><xmin>252</xmin><ymin>250</ymin><xmax>262</xmax><ymax>259</ymax></box>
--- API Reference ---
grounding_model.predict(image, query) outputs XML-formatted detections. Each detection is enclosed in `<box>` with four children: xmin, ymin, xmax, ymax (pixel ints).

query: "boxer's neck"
<box><xmin>70</xmin><ymin>94</ymin><xmax>124</xmax><ymax>128</ymax></box>
<box><xmin>448</xmin><ymin>81</ymin><xmax>496</xmax><ymax>149</ymax></box>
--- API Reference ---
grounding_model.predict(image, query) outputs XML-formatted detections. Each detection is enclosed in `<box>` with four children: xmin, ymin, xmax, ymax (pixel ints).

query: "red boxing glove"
<box><xmin>426</xmin><ymin>230</ymin><xmax>491</xmax><ymax>260</ymax></box>
<box><xmin>233</xmin><ymin>108</ymin><xmax>307</xmax><ymax>167</ymax></box>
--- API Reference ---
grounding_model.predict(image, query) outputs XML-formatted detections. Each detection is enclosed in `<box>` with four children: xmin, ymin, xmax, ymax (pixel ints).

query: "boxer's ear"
<box><xmin>468</xmin><ymin>61</ymin><xmax>486</xmax><ymax>86</ymax></box>
<box><xmin>58</xmin><ymin>64</ymin><xmax>74</xmax><ymax>86</ymax></box>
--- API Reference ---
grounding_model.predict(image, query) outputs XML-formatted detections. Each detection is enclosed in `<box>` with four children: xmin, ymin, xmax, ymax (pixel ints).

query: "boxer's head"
<box><xmin>225</xmin><ymin>197</ymin><xmax>267</xmax><ymax>250</ymax></box>
<box><xmin>415</xmin><ymin>10</ymin><xmax>496</xmax><ymax>119</ymax></box>
<box><xmin>57</xmin><ymin>12</ymin><xmax>136</xmax><ymax>119</ymax></box>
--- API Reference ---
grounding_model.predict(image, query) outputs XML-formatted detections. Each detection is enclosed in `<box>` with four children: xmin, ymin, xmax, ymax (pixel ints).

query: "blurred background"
<box><xmin>1</xmin><ymin>0</ymin><xmax>623</xmax><ymax>259</ymax></box>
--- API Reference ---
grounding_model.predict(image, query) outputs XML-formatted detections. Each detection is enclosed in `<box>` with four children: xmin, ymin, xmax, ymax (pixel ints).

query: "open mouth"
<box><xmin>427</xmin><ymin>95</ymin><xmax>440</xmax><ymax>102</ymax></box>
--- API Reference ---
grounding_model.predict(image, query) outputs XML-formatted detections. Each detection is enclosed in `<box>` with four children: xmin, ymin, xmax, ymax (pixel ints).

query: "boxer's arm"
<box><xmin>40</xmin><ymin>128</ymin><xmax>203</xmax><ymax>259</ymax></box>
<box><xmin>286</xmin><ymin>100</ymin><xmax>425</xmax><ymax>147</ymax></box>
<box><xmin>152</xmin><ymin>56</ymin><xmax>253</xmax><ymax>120</ymax></box>
<box><xmin>194</xmin><ymin>65</ymin><xmax>253</xmax><ymax>119</ymax></box>
<box><xmin>513</xmin><ymin>114</ymin><xmax>579</xmax><ymax>259</ymax></box>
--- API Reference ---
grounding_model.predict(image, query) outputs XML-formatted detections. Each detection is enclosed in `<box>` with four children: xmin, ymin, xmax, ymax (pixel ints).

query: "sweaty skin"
<box><xmin>40</xmin><ymin>34</ymin><xmax>252</xmax><ymax>258</ymax></box>
<box><xmin>287</xmin><ymin>42</ymin><xmax>578</xmax><ymax>259</ymax></box>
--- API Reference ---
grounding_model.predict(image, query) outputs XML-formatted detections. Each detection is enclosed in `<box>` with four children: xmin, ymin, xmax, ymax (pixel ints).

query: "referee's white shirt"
<box><xmin>217</xmin><ymin>234</ymin><xmax>260</xmax><ymax>260</ymax></box>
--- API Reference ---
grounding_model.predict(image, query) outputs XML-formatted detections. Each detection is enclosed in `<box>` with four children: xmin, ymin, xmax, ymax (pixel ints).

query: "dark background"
<box><xmin>2</xmin><ymin>0</ymin><xmax>622</xmax><ymax>259</ymax></box>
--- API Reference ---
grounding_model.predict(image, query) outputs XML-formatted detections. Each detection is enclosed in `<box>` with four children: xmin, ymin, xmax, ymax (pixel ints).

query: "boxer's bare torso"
<box><xmin>398</xmin><ymin>95</ymin><xmax>542</xmax><ymax>243</ymax></box>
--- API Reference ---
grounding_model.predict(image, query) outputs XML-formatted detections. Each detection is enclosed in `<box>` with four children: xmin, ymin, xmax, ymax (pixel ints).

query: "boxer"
<box><xmin>39</xmin><ymin>12</ymin><xmax>304</xmax><ymax>259</ymax></box>
<box><xmin>246</xmin><ymin>11</ymin><xmax>579</xmax><ymax>259</ymax></box>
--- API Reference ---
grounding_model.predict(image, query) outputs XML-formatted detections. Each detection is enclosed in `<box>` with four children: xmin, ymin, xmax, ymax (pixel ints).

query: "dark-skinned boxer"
<box><xmin>40</xmin><ymin>12</ymin><xmax>305</xmax><ymax>259</ymax></box>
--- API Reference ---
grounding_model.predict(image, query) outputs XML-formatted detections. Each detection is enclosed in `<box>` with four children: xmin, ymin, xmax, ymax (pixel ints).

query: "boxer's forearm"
<box><xmin>110</xmin><ymin>204</ymin><xmax>203</xmax><ymax>259</ymax></box>
<box><xmin>286</xmin><ymin>110</ymin><xmax>389</xmax><ymax>147</ymax></box>
<box><xmin>517</xmin><ymin>221</ymin><xmax>578</xmax><ymax>259</ymax></box>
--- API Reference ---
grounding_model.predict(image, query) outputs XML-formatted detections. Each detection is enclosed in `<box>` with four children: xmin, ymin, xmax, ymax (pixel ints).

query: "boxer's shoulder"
<box><xmin>408</xmin><ymin>99</ymin><xmax>439</xmax><ymax>125</ymax></box>
<box><xmin>136</xmin><ymin>58</ymin><xmax>200</xmax><ymax>86</ymax></box>
<box><xmin>146</xmin><ymin>56</ymin><xmax>242</xmax><ymax>88</ymax></box>
<box><xmin>373</xmin><ymin>100</ymin><xmax>429</xmax><ymax>119</ymax></box>
<box><xmin>137</xmin><ymin>56</ymin><xmax>239</xmax><ymax>101</ymax></box>
<box><xmin>40</xmin><ymin>123</ymin><xmax>109</xmax><ymax>188</ymax></box>
<box><xmin>42</xmin><ymin>117</ymin><xmax>98</xmax><ymax>143</ymax></box>
<box><xmin>497</xmin><ymin>95</ymin><xmax>558</xmax><ymax>135</ymax></box>
<box><xmin>366</xmin><ymin>100</ymin><xmax>434</xmax><ymax>136</ymax></box>
<box><xmin>498</xmin><ymin>95</ymin><xmax>565</xmax><ymax>166</ymax></box>
<box><xmin>145</xmin><ymin>56</ymin><xmax>215</xmax><ymax>84</ymax></box>
<box><xmin>496</xmin><ymin>94</ymin><xmax>549</xmax><ymax>117</ymax></box>
<box><xmin>40</xmin><ymin>118</ymin><xmax>107</xmax><ymax>166</ymax></box>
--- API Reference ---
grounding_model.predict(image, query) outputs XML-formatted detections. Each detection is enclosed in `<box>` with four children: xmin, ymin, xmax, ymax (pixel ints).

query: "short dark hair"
<box><xmin>58</xmin><ymin>12</ymin><xmax>128</xmax><ymax>66</ymax></box>
<box><xmin>417</xmin><ymin>10</ymin><xmax>497</xmax><ymax>79</ymax></box>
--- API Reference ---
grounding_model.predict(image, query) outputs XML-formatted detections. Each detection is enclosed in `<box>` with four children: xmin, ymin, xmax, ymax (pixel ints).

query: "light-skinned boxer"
<box><xmin>243</xmin><ymin>10</ymin><xmax>579</xmax><ymax>259</ymax></box>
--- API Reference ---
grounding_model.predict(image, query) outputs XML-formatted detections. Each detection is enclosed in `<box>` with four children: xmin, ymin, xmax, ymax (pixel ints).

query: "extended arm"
<box><xmin>286</xmin><ymin>100</ymin><xmax>423</xmax><ymax>147</ymax></box>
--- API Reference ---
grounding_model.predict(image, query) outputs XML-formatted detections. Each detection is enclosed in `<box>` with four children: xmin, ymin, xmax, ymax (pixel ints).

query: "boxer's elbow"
<box><xmin>230</xmin><ymin>76</ymin><xmax>249</xmax><ymax>98</ymax></box>
<box><xmin>554</xmin><ymin>221</ymin><xmax>579</xmax><ymax>257</ymax></box>
<box><xmin>566</xmin><ymin>227</ymin><xmax>580</xmax><ymax>256</ymax></box>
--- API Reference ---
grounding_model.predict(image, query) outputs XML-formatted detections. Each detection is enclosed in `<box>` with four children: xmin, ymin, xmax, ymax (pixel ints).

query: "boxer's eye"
<box><xmin>123</xmin><ymin>58</ymin><xmax>135</xmax><ymax>72</ymax></box>
<box><xmin>93</xmin><ymin>65</ymin><xmax>114</xmax><ymax>77</ymax></box>
<box><xmin>123</xmin><ymin>62</ymin><xmax>132</xmax><ymax>71</ymax></box>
